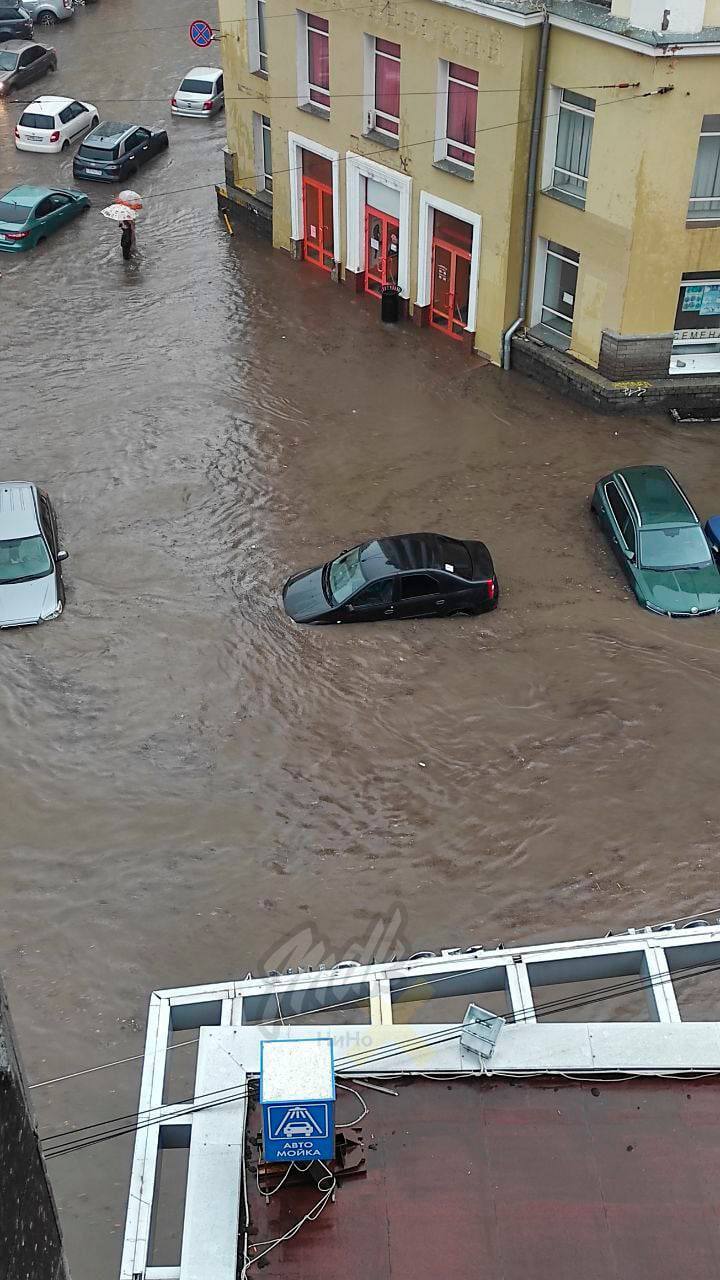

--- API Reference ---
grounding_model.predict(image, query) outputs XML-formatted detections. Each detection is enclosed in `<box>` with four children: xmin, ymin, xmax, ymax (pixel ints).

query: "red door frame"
<box><xmin>430</xmin><ymin>234</ymin><xmax>472</xmax><ymax>340</ymax></box>
<box><xmin>364</xmin><ymin>206</ymin><xmax>400</xmax><ymax>298</ymax></box>
<box><xmin>302</xmin><ymin>175</ymin><xmax>334</xmax><ymax>273</ymax></box>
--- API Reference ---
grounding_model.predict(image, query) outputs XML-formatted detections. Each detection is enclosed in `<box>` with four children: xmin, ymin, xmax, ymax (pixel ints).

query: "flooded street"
<box><xmin>2</xmin><ymin>1</ymin><xmax>720</xmax><ymax>1274</ymax></box>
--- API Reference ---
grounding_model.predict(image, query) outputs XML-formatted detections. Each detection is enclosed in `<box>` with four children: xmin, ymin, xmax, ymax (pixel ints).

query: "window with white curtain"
<box><xmin>549</xmin><ymin>89</ymin><xmax>595</xmax><ymax>209</ymax></box>
<box><xmin>688</xmin><ymin>116</ymin><xmax>720</xmax><ymax>221</ymax></box>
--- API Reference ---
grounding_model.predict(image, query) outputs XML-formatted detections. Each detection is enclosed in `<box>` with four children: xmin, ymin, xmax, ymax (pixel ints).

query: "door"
<box><xmin>430</xmin><ymin>238</ymin><xmax>471</xmax><ymax>339</ymax></box>
<box><xmin>302</xmin><ymin>176</ymin><xmax>334</xmax><ymax>272</ymax></box>
<box><xmin>395</xmin><ymin>572</ymin><xmax>444</xmax><ymax>619</ymax></box>
<box><xmin>365</xmin><ymin>206</ymin><xmax>399</xmax><ymax>298</ymax></box>
<box><xmin>343</xmin><ymin>577</ymin><xmax>395</xmax><ymax>621</ymax></box>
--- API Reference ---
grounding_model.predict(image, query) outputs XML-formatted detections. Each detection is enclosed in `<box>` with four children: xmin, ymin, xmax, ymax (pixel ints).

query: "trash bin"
<box><xmin>381</xmin><ymin>284</ymin><xmax>400</xmax><ymax>324</ymax></box>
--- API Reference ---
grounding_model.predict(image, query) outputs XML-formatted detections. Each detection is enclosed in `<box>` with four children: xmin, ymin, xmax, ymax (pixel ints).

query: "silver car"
<box><xmin>21</xmin><ymin>0</ymin><xmax>74</xmax><ymax>25</ymax></box>
<box><xmin>0</xmin><ymin>482</ymin><xmax>67</xmax><ymax>627</ymax></box>
<box><xmin>171</xmin><ymin>66</ymin><xmax>224</xmax><ymax>118</ymax></box>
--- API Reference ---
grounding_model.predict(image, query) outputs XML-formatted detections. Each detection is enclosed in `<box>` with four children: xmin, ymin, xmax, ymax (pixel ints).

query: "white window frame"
<box><xmin>345</xmin><ymin>151</ymin><xmax>411</xmax><ymax>297</ymax></box>
<box><xmin>252</xmin><ymin>112</ymin><xmax>273</xmax><ymax>195</ymax></box>
<box><xmin>687</xmin><ymin>117</ymin><xmax>720</xmax><ymax>222</ymax></box>
<box><xmin>287</xmin><ymin>131</ymin><xmax>341</xmax><ymax>264</ymax></box>
<box><xmin>433</xmin><ymin>59</ymin><xmax>477</xmax><ymax>173</ymax></box>
<box><xmin>246</xmin><ymin>0</ymin><xmax>268</xmax><ymax>77</ymax></box>
<box><xmin>296</xmin><ymin>10</ymin><xmax>330</xmax><ymax>114</ymax></box>
<box><xmin>364</xmin><ymin>35</ymin><xmax>400</xmax><ymax>139</ymax></box>
<box><xmin>543</xmin><ymin>87</ymin><xmax>595</xmax><ymax>208</ymax></box>
<box><xmin>531</xmin><ymin>237</ymin><xmax>579</xmax><ymax>343</ymax></box>
<box><xmin>416</xmin><ymin>191</ymin><xmax>481</xmax><ymax>334</ymax></box>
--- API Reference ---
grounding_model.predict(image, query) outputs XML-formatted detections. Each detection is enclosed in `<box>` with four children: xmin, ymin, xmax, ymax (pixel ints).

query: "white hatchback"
<box><xmin>15</xmin><ymin>95</ymin><xmax>99</xmax><ymax>153</ymax></box>
<box><xmin>171</xmin><ymin>66</ymin><xmax>224</xmax><ymax>117</ymax></box>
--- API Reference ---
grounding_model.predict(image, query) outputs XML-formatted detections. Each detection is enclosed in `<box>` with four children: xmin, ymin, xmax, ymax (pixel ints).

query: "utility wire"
<box><xmin>41</xmin><ymin>954</ymin><xmax>720</xmax><ymax>1159</ymax></box>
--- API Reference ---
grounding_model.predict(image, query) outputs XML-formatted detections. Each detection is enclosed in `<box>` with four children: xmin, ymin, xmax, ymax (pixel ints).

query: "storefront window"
<box><xmin>671</xmin><ymin>272</ymin><xmax>720</xmax><ymax>374</ymax></box>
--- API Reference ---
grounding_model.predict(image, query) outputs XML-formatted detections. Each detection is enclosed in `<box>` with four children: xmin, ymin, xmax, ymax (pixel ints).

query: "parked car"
<box><xmin>0</xmin><ymin>7</ymin><xmax>32</xmax><ymax>41</ymax></box>
<box><xmin>20</xmin><ymin>0</ymin><xmax>74</xmax><ymax>26</ymax></box>
<box><xmin>283</xmin><ymin>533</ymin><xmax>499</xmax><ymax>624</ymax></box>
<box><xmin>0</xmin><ymin>482</ymin><xmax>67</xmax><ymax>627</ymax></box>
<box><xmin>591</xmin><ymin>465</ymin><xmax>720</xmax><ymax>617</ymax></box>
<box><xmin>0</xmin><ymin>40</ymin><xmax>56</xmax><ymax>96</ymax></box>
<box><xmin>72</xmin><ymin>120</ymin><xmax>169</xmax><ymax>181</ymax></box>
<box><xmin>0</xmin><ymin>183</ymin><xmax>89</xmax><ymax>251</ymax></box>
<box><xmin>15</xmin><ymin>95</ymin><xmax>98</xmax><ymax>152</ymax></box>
<box><xmin>171</xmin><ymin>66</ymin><xmax>224</xmax><ymax>117</ymax></box>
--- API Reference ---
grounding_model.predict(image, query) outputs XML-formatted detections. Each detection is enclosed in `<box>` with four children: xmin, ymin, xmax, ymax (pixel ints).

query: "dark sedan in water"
<box><xmin>0</xmin><ymin>40</ymin><xmax>56</xmax><ymax>96</ymax></box>
<box><xmin>283</xmin><ymin>533</ymin><xmax>499</xmax><ymax>624</ymax></box>
<box><xmin>72</xmin><ymin>120</ymin><xmax>169</xmax><ymax>182</ymax></box>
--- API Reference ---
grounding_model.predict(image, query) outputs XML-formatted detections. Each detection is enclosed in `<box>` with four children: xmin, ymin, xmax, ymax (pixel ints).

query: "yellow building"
<box><xmin>216</xmin><ymin>0</ymin><xmax>720</xmax><ymax>405</ymax></box>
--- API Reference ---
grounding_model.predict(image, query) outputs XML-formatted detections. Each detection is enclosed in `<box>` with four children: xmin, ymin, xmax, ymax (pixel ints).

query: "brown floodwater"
<box><xmin>1</xmin><ymin>2</ymin><xmax>720</xmax><ymax>1274</ymax></box>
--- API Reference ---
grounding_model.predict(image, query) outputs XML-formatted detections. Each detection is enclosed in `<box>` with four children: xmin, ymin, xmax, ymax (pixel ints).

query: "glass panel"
<box><xmin>261</xmin><ymin>117</ymin><xmax>272</xmax><ymax>191</ymax></box>
<box><xmin>367</xmin><ymin>214</ymin><xmax>384</xmax><ymax>279</ymax></box>
<box><xmin>431</xmin><ymin>244</ymin><xmax>453</xmax><ymax>329</ymax></box>
<box><xmin>447</xmin><ymin>72</ymin><xmax>477</xmax><ymax>164</ymax></box>
<box><xmin>386</xmin><ymin>222</ymin><xmax>399</xmax><ymax>285</ymax></box>
<box><xmin>675</xmin><ymin>277</ymin><xmax>720</xmax><ymax>330</ymax></box>
<box><xmin>321</xmin><ymin>187</ymin><xmax>334</xmax><ymax>262</ymax></box>
<box><xmin>452</xmin><ymin>254</ymin><xmax>471</xmax><ymax>332</ymax></box>
<box><xmin>433</xmin><ymin>210</ymin><xmax>472</xmax><ymax>252</ymax></box>
<box><xmin>448</xmin><ymin>62</ymin><xmax>478</xmax><ymax>86</ymax></box>
<box><xmin>375</xmin><ymin>43</ymin><xmax>400</xmax><ymax>131</ymax></box>
<box><xmin>257</xmin><ymin>0</ymin><xmax>267</xmax><ymax>62</ymax></box>
<box><xmin>688</xmin><ymin>134</ymin><xmax>720</xmax><ymax>218</ymax></box>
<box><xmin>562</xmin><ymin>89</ymin><xmax>595</xmax><ymax>111</ymax></box>
<box><xmin>542</xmin><ymin>246</ymin><xmax>578</xmax><ymax>338</ymax></box>
<box><xmin>302</xmin><ymin>150</ymin><xmax>332</xmax><ymax>184</ymax></box>
<box><xmin>553</xmin><ymin>100</ymin><xmax>594</xmax><ymax>206</ymax></box>
<box><xmin>308</xmin><ymin>14</ymin><xmax>329</xmax><ymax>105</ymax></box>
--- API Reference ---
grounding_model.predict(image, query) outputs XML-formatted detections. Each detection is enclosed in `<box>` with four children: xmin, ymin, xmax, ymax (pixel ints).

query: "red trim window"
<box><xmin>373</xmin><ymin>37</ymin><xmax>400</xmax><ymax>137</ymax></box>
<box><xmin>307</xmin><ymin>13</ymin><xmax>330</xmax><ymax>109</ymax></box>
<box><xmin>446</xmin><ymin>62</ymin><xmax>478</xmax><ymax>169</ymax></box>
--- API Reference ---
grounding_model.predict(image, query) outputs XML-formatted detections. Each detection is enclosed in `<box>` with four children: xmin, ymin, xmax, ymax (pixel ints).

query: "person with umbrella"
<box><xmin>101</xmin><ymin>190</ymin><xmax>143</xmax><ymax>261</ymax></box>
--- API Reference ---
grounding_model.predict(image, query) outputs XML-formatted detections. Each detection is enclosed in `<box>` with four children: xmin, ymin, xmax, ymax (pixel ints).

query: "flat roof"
<box><xmin>245</xmin><ymin>1076</ymin><xmax>720</xmax><ymax>1279</ymax></box>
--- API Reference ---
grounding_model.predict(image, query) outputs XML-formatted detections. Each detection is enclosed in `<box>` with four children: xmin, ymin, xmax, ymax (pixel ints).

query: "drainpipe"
<box><xmin>501</xmin><ymin>10</ymin><xmax>550</xmax><ymax>370</ymax></box>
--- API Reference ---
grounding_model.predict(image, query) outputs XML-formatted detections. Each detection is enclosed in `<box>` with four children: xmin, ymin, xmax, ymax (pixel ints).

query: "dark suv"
<box><xmin>72</xmin><ymin>120</ymin><xmax>169</xmax><ymax>182</ymax></box>
<box><xmin>0</xmin><ymin>6</ymin><xmax>33</xmax><ymax>40</ymax></box>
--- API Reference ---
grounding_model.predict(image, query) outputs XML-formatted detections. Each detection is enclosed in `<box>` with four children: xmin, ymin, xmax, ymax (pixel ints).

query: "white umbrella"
<box><xmin>116</xmin><ymin>189</ymin><xmax>143</xmax><ymax>211</ymax></box>
<box><xmin>101</xmin><ymin>204</ymin><xmax>139</xmax><ymax>222</ymax></box>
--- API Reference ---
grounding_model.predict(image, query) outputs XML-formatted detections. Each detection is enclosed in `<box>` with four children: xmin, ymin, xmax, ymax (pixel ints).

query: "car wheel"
<box><xmin>37</xmin><ymin>11</ymin><xmax>57</xmax><ymax>25</ymax></box>
<box><xmin>91</xmin><ymin>115</ymin><xmax>98</xmax><ymax>126</ymax></box>
<box><xmin>48</xmin><ymin>61</ymin><xmax>56</xmax><ymax>72</ymax></box>
<box><xmin>61</xmin><ymin>139</ymin><xmax>69</xmax><ymax>151</ymax></box>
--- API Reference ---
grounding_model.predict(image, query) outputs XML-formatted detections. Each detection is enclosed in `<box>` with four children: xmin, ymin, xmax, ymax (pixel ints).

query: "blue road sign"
<box><xmin>189</xmin><ymin>19</ymin><xmax>213</xmax><ymax>47</ymax></box>
<box><xmin>263</xmin><ymin>1101</ymin><xmax>334</xmax><ymax>1163</ymax></box>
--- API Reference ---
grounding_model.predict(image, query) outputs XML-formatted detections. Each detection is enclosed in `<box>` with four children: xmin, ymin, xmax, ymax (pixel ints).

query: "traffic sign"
<box><xmin>189</xmin><ymin>18</ymin><xmax>214</xmax><ymax>47</ymax></box>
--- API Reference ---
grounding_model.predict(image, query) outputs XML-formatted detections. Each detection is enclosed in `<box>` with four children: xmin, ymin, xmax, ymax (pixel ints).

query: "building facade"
<box><xmin>216</xmin><ymin>0</ymin><xmax>720</xmax><ymax>405</ymax></box>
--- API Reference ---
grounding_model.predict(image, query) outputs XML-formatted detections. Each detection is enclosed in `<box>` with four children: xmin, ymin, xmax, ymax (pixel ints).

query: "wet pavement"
<box><xmin>2</xmin><ymin>1</ymin><xmax>720</xmax><ymax>1274</ymax></box>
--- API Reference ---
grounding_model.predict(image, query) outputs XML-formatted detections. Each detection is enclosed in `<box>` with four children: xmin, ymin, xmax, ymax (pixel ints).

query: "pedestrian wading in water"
<box><xmin>120</xmin><ymin>220</ymin><xmax>135</xmax><ymax>260</ymax></box>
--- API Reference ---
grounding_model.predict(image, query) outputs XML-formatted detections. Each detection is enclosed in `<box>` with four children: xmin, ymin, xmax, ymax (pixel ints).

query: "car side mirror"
<box><xmin>56</xmin><ymin>549</ymin><xmax>68</xmax><ymax>563</ymax></box>
<box><xmin>345</xmin><ymin>603</ymin><xmax>354</xmax><ymax>613</ymax></box>
<box><xmin>625</xmin><ymin>548</ymin><xmax>635</xmax><ymax>562</ymax></box>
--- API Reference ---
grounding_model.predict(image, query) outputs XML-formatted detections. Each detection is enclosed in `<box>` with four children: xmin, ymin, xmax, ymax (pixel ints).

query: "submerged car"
<box><xmin>591</xmin><ymin>465</ymin><xmax>720</xmax><ymax>617</ymax></box>
<box><xmin>72</xmin><ymin>120</ymin><xmax>169</xmax><ymax>182</ymax></box>
<box><xmin>15</xmin><ymin>95</ymin><xmax>98</xmax><ymax>152</ymax></box>
<box><xmin>283</xmin><ymin>533</ymin><xmax>499</xmax><ymax>624</ymax></box>
<box><xmin>0</xmin><ymin>39</ymin><xmax>56</xmax><ymax>96</ymax></box>
<box><xmin>171</xmin><ymin>65</ymin><xmax>224</xmax><ymax>117</ymax></box>
<box><xmin>0</xmin><ymin>482</ymin><xmax>67</xmax><ymax>627</ymax></box>
<box><xmin>0</xmin><ymin>184</ymin><xmax>89</xmax><ymax>251</ymax></box>
<box><xmin>0</xmin><ymin>9</ymin><xmax>33</xmax><ymax>43</ymax></box>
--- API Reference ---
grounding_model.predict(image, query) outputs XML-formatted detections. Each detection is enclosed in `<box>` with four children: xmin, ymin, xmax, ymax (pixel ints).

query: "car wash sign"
<box><xmin>260</xmin><ymin>1038</ymin><xmax>335</xmax><ymax>1163</ymax></box>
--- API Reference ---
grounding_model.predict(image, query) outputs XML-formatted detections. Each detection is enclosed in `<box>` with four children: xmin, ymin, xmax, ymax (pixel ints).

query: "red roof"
<box><xmin>245</xmin><ymin>1077</ymin><xmax>720</xmax><ymax>1278</ymax></box>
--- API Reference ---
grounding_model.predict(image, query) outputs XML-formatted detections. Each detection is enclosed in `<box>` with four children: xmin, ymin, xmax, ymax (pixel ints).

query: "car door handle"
<box><xmin>384</xmin><ymin>608</ymin><xmax>394</xmax><ymax>616</ymax></box>
<box><xmin>436</xmin><ymin>599</ymin><xmax>445</xmax><ymax>606</ymax></box>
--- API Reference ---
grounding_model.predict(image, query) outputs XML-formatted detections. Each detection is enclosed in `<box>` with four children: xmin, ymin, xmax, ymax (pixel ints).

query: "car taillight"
<box><xmin>5</xmin><ymin>231</ymin><xmax>29</xmax><ymax>240</ymax></box>
<box><xmin>171</xmin><ymin>97</ymin><xmax>177</xmax><ymax>106</ymax></box>
<box><xmin>14</xmin><ymin>126</ymin><xmax>19</xmax><ymax>137</ymax></box>
<box><xmin>49</xmin><ymin>130</ymin><xmax>60</xmax><ymax>142</ymax></box>
<box><xmin>202</xmin><ymin>100</ymin><xmax>212</xmax><ymax>110</ymax></box>
<box><xmin>487</xmin><ymin>580</ymin><xmax>496</xmax><ymax>599</ymax></box>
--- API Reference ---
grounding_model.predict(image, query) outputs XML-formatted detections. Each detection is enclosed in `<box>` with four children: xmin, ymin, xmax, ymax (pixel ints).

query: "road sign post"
<box><xmin>189</xmin><ymin>18</ymin><xmax>214</xmax><ymax>47</ymax></box>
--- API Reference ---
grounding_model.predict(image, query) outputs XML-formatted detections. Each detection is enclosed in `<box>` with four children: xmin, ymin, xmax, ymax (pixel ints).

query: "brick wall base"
<box><xmin>216</xmin><ymin>184</ymin><xmax>273</xmax><ymax>242</ymax></box>
<box><xmin>512</xmin><ymin>334</ymin><xmax>720</xmax><ymax>417</ymax></box>
<box><xmin>598</xmin><ymin>330</ymin><xmax>674</xmax><ymax>381</ymax></box>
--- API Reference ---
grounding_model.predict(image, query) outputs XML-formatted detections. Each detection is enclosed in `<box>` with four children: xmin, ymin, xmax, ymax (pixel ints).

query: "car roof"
<box><xmin>359</xmin><ymin>533</ymin><xmax>471</xmax><ymax>579</ymax></box>
<box><xmin>183</xmin><ymin>65</ymin><xmax>222</xmax><ymax>77</ymax></box>
<box><xmin>615</xmin><ymin>466</ymin><xmax>698</xmax><ymax>529</ymax></box>
<box><xmin>86</xmin><ymin>121</ymin><xmax>137</xmax><ymax>144</ymax></box>
<box><xmin>0</xmin><ymin>184</ymin><xmax>55</xmax><ymax>206</ymax></box>
<box><xmin>0</xmin><ymin>483</ymin><xmax>40</xmax><ymax>540</ymax></box>
<box><xmin>0</xmin><ymin>38</ymin><xmax>33</xmax><ymax>51</ymax></box>
<box><xmin>24</xmin><ymin>95</ymin><xmax>75</xmax><ymax>111</ymax></box>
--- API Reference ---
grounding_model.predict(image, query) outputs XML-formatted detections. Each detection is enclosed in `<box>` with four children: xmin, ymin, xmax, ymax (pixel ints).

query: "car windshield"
<box><xmin>78</xmin><ymin>143</ymin><xmax>118</xmax><ymax>160</ymax></box>
<box><xmin>639</xmin><ymin>526</ymin><xmax>712</xmax><ymax>571</ymax></box>
<box><xmin>20</xmin><ymin>112</ymin><xmax>55</xmax><ymax>129</ymax></box>
<box><xmin>0</xmin><ymin>200</ymin><xmax>30</xmax><ymax>224</ymax></box>
<box><xmin>180</xmin><ymin>78</ymin><xmax>214</xmax><ymax>93</ymax></box>
<box><xmin>0</xmin><ymin>536</ymin><xmax>52</xmax><ymax>584</ymax></box>
<box><xmin>327</xmin><ymin>545</ymin><xmax>368</xmax><ymax>604</ymax></box>
<box><xmin>0</xmin><ymin>51</ymin><xmax>19</xmax><ymax>70</ymax></box>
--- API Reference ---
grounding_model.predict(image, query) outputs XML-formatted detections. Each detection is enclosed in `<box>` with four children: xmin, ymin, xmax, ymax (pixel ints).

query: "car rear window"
<box><xmin>0</xmin><ymin>7</ymin><xmax>24</xmax><ymax>17</ymax></box>
<box><xmin>438</xmin><ymin>538</ymin><xmax>472</xmax><ymax>577</ymax></box>
<box><xmin>78</xmin><ymin>143</ymin><xmax>119</xmax><ymax>160</ymax></box>
<box><xmin>0</xmin><ymin>200</ymin><xmax>30</xmax><ymax>224</ymax></box>
<box><xmin>20</xmin><ymin>112</ymin><xmax>55</xmax><ymax>129</ymax></box>
<box><xmin>180</xmin><ymin>78</ymin><xmax>214</xmax><ymax>94</ymax></box>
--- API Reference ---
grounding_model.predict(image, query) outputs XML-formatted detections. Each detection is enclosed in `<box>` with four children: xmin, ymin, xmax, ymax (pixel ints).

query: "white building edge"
<box><xmin>121</xmin><ymin>915</ymin><xmax>720</xmax><ymax>1280</ymax></box>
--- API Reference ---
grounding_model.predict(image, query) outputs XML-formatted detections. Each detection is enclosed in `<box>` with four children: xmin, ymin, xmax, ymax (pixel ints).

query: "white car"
<box><xmin>15</xmin><ymin>95</ymin><xmax>98</xmax><ymax>153</ymax></box>
<box><xmin>171</xmin><ymin>66</ymin><xmax>224</xmax><ymax>118</ymax></box>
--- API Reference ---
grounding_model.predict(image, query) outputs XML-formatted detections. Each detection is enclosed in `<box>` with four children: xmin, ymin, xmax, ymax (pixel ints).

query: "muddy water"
<box><xmin>1</xmin><ymin>1</ymin><xmax>720</xmax><ymax>1274</ymax></box>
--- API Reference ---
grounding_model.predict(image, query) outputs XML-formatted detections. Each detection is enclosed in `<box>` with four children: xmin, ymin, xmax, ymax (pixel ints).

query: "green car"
<box><xmin>0</xmin><ymin>184</ymin><xmax>90</xmax><ymax>252</ymax></box>
<box><xmin>591</xmin><ymin>465</ymin><xmax>720</xmax><ymax>617</ymax></box>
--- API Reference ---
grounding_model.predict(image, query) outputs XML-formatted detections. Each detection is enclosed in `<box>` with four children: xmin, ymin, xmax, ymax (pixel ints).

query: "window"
<box><xmin>20</xmin><ymin>112</ymin><xmax>54</xmax><ymax>129</ymax></box>
<box><xmin>261</xmin><ymin>115</ymin><xmax>272</xmax><ymax>192</ymax></box>
<box><xmin>672</xmin><ymin>273</ymin><xmax>720</xmax><ymax>369</ymax></box>
<box><xmin>549</xmin><ymin>89</ymin><xmax>595</xmax><ymax>209</ymax></box>
<box><xmin>372</xmin><ymin>37</ymin><xmax>400</xmax><ymax>137</ymax></box>
<box><xmin>605</xmin><ymin>483</ymin><xmax>633</xmax><ymax>544</ymax></box>
<box><xmin>400</xmin><ymin>573</ymin><xmax>438</xmax><ymax>600</ymax></box>
<box><xmin>59</xmin><ymin>105</ymin><xmax>74</xmax><ymax>124</ymax></box>
<box><xmin>306</xmin><ymin>13</ymin><xmax>329</xmax><ymax>110</ymax></box>
<box><xmin>540</xmin><ymin>241</ymin><xmax>579</xmax><ymax>344</ymax></box>
<box><xmin>688</xmin><ymin>116</ymin><xmax>720</xmax><ymax>221</ymax></box>
<box><xmin>443</xmin><ymin>62</ymin><xmax>478</xmax><ymax>169</ymax></box>
<box><xmin>247</xmin><ymin>0</ymin><xmax>268</xmax><ymax>76</ymax></box>
<box><xmin>352</xmin><ymin>579</ymin><xmax>394</xmax><ymax>608</ymax></box>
